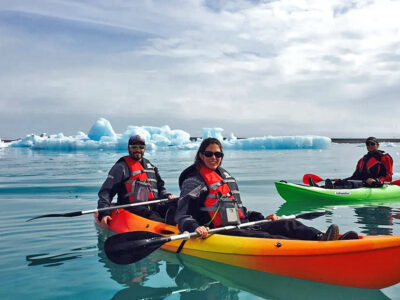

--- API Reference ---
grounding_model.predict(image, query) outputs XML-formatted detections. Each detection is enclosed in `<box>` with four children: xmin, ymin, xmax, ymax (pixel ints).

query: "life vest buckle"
<box><xmin>218</xmin><ymin>196</ymin><xmax>241</xmax><ymax>226</ymax></box>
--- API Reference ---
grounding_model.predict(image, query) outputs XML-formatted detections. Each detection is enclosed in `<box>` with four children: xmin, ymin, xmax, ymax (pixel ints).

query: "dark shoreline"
<box><xmin>3</xmin><ymin>138</ymin><xmax>400</xmax><ymax>144</ymax></box>
<box><xmin>331</xmin><ymin>138</ymin><xmax>400</xmax><ymax>143</ymax></box>
<box><xmin>189</xmin><ymin>137</ymin><xmax>400</xmax><ymax>143</ymax></box>
<box><xmin>2</xmin><ymin>139</ymin><xmax>20</xmax><ymax>143</ymax></box>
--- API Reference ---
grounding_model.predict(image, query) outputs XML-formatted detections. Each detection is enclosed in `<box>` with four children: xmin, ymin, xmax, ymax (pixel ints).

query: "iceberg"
<box><xmin>9</xmin><ymin>117</ymin><xmax>331</xmax><ymax>151</ymax></box>
<box><xmin>87</xmin><ymin>118</ymin><xmax>116</xmax><ymax>141</ymax></box>
<box><xmin>0</xmin><ymin>138</ymin><xmax>7</xmax><ymax>148</ymax></box>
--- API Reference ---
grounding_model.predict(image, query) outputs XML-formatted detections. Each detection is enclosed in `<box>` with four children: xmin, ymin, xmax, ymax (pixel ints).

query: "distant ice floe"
<box><xmin>9</xmin><ymin>117</ymin><xmax>331</xmax><ymax>151</ymax></box>
<box><xmin>0</xmin><ymin>138</ymin><xmax>7</xmax><ymax>148</ymax></box>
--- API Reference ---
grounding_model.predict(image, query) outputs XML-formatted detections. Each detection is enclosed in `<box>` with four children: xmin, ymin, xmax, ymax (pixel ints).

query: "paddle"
<box><xmin>391</xmin><ymin>179</ymin><xmax>400</xmax><ymax>186</ymax></box>
<box><xmin>27</xmin><ymin>184</ymin><xmax>207</xmax><ymax>222</ymax></box>
<box><xmin>302</xmin><ymin>174</ymin><xmax>323</xmax><ymax>185</ymax></box>
<box><xmin>302</xmin><ymin>173</ymin><xmax>400</xmax><ymax>187</ymax></box>
<box><xmin>26</xmin><ymin>197</ymin><xmax>176</xmax><ymax>222</ymax></box>
<box><xmin>104</xmin><ymin>211</ymin><xmax>326</xmax><ymax>265</ymax></box>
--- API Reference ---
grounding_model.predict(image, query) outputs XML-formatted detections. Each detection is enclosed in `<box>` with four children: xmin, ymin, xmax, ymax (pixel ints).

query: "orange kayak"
<box><xmin>96</xmin><ymin>208</ymin><xmax>400</xmax><ymax>289</ymax></box>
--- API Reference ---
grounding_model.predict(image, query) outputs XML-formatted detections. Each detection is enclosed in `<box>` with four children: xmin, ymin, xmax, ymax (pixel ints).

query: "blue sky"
<box><xmin>1</xmin><ymin>0</ymin><xmax>399</xmax><ymax>139</ymax></box>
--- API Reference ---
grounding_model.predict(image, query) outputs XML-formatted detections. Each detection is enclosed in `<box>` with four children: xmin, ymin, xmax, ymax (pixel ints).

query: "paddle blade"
<box><xmin>302</xmin><ymin>174</ymin><xmax>323</xmax><ymax>185</ymax></box>
<box><xmin>104</xmin><ymin>231</ymin><xmax>169</xmax><ymax>265</ymax></box>
<box><xmin>26</xmin><ymin>211</ymin><xmax>83</xmax><ymax>222</ymax></box>
<box><xmin>295</xmin><ymin>211</ymin><xmax>326</xmax><ymax>220</ymax></box>
<box><xmin>390</xmin><ymin>179</ymin><xmax>400</xmax><ymax>186</ymax></box>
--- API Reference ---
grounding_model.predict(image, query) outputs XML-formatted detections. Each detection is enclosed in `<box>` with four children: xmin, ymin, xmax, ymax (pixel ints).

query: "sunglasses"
<box><xmin>129</xmin><ymin>144</ymin><xmax>145</xmax><ymax>149</ymax></box>
<box><xmin>366</xmin><ymin>142</ymin><xmax>377</xmax><ymax>146</ymax></box>
<box><xmin>202</xmin><ymin>151</ymin><xmax>224</xmax><ymax>158</ymax></box>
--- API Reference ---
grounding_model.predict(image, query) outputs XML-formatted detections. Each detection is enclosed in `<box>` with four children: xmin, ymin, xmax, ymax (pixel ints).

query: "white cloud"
<box><xmin>0</xmin><ymin>0</ymin><xmax>399</xmax><ymax>139</ymax></box>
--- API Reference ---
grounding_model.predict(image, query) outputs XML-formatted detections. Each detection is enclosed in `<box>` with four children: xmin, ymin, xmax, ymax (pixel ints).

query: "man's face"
<box><xmin>366</xmin><ymin>141</ymin><xmax>379</xmax><ymax>152</ymax></box>
<box><xmin>128</xmin><ymin>144</ymin><xmax>145</xmax><ymax>160</ymax></box>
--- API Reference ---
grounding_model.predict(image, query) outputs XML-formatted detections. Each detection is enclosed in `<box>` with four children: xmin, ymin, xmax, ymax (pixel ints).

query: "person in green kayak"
<box><xmin>175</xmin><ymin>137</ymin><xmax>358</xmax><ymax>240</ymax></box>
<box><xmin>326</xmin><ymin>137</ymin><xmax>393</xmax><ymax>189</ymax></box>
<box><xmin>97</xmin><ymin>134</ymin><xmax>177</xmax><ymax>228</ymax></box>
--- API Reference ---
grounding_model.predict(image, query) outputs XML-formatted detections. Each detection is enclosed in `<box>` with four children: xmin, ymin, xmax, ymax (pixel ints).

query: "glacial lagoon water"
<box><xmin>1</xmin><ymin>143</ymin><xmax>400</xmax><ymax>299</ymax></box>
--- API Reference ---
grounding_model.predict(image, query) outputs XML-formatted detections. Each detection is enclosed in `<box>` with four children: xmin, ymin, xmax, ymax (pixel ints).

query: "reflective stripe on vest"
<box><xmin>123</xmin><ymin>156</ymin><xmax>156</xmax><ymax>203</ymax></box>
<box><xmin>199</xmin><ymin>165</ymin><xmax>245</xmax><ymax>227</ymax></box>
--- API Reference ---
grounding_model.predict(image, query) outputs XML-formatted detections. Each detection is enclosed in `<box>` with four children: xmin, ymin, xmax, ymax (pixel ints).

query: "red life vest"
<box><xmin>199</xmin><ymin>165</ymin><xmax>245</xmax><ymax>227</ymax></box>
<box><xmin>123</xmin><ymin>156</ymin><xmax>155</xmax><ymax>203</ymax></box>
<box><xmin>356</xmin><ymin>152</ymin><xmax>393</xmax><ymax>182</ymax></box>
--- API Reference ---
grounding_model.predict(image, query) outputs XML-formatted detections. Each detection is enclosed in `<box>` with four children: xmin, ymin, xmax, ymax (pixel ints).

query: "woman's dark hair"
<box><xmin>194</xmin><ymin>137</ymin><xmax>223</xmax><ymax>169</ymax></box>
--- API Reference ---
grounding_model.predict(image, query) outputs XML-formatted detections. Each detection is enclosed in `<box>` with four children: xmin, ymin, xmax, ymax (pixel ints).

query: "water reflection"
<box><xmin>277</xmin><ymin>198</ymin><xmax>400</xmax><ymax>216</ymax></box>
<box><xmin>97</xmin><ymin>227</ymin><xmax>161</xmax><ymax>287</ymax></box>
<box><xmin>96</xmin><ymin>228</ymin><xmax>239</xmax><ymax>299</ymax></box>
<box><xmin>277</xmin><ymin>200</ymin><xmax>335</xmax><ymax>216</ymax></box>
<box><xmin>354</xmin><ymin>206</ymin><xmax>394</xmax><ymax>235</ymax></box>
<box><xmin>278</xmin><ymin>200</ymin><xmax>398</xmax><ymax>236</ymax></box>
<box><xmin>96</xmin><ymin>228</ymin><xmax>389</xmax><ymax>300</ymax></box>
<box><xmin>26</xmin><ymin>253</ymin><xmax>82</xmax><ymax>267</ymax></box>
<box><xmin>25</xmin><ymin>245</ymin><xmax>96</xmax><ymax>267</ymax></box>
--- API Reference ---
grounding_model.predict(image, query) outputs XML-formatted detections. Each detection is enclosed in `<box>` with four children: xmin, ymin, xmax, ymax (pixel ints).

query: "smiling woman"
<box><xmin>175</xmin><ymin>137</ymin><xmax>357</xmax><ymax>241</ymax></box>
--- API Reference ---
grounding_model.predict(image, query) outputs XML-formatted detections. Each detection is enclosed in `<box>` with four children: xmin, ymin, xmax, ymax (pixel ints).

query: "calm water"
<box><xmin>1</xmin><ymin>143</ymin><xmax>400</xmax><ymax>299</ymax></box>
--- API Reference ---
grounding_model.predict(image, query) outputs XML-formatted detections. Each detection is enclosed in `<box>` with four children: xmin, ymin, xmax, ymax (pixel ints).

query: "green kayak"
<box><xmin>275</xmin><ymin>181</ymin><xmax>400</xmax><ymax>204</ymax></box>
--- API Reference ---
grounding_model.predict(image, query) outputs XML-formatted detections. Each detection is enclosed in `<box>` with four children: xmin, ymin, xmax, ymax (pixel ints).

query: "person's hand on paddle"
<box><xmin>168</xmin><ymin>194</ymin><xmax>177</xmax><ymax>200</ymax></box>
<box><xmin>366</xmin><ymin>178</ymin><xmax>376</xmax><ymax>185</ymax></box>
<box><xmin>101</xmin><ymin>215</ymin><xmax>112</xmax><ymax>228</ymax></box>
<box><xmin>195</xmin><ymin>226</ymin><xmax>209</xmax><ymax>239</ymax></box>
<box><xmin>266</xmin><ymin>214</ymin><xmax>280</xmax><ymax>221</ymax></box>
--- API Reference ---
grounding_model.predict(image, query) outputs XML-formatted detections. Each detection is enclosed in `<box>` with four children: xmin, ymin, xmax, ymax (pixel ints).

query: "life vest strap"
<box><xmin>208</xmin><ymin>180</ymin><xmax>224</xmax><ymax>190</ymax></box>
<box><xmin>208</xmin><ymin>178</ymin><xmax>237</xmax><ymax>190</ymax></box>
<box><xmin>200</xmin><ymin>205</ymin><xmax>218</xmax><ymax>212</ymax></box>
<box><xmin>130</xmin><ymin>170</ymin><xmax>144</xmax><ymax>176</ymax></box>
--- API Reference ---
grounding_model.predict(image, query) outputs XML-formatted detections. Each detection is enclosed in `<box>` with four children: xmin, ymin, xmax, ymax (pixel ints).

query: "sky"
<box><xmin>1</xmin><ymin>0</ymin><xmax>400</xmax><ymax>139</ymax></box>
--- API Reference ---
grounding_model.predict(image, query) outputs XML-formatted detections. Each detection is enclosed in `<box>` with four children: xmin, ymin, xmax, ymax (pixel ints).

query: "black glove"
<box><xmin>247</xmin><ymin>211</ymin><xmax>264</xmax><ymax>221</ymax></box>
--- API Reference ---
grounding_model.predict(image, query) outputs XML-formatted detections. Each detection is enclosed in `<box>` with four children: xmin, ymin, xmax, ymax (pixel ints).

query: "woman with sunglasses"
<box><xmin>327</xmin><ymin>137</ymin><xmax>393</xmax><ymax>189</ymax></box>
<box><xmin>175</xmin><ymin>137</ymin><xmax>355</xmax><ymax>240</ymax></box>
<box><xmin>97</xmin><ymin>134</ymin><xmax>176</xmax><ymax>228</ymax></box>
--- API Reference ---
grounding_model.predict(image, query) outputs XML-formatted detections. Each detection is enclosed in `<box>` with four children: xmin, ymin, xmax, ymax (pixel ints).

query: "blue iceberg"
<box><xmin>9</xmin><ymin>117</ymin><xmax>331</xmax><ymax>151</ymax></box>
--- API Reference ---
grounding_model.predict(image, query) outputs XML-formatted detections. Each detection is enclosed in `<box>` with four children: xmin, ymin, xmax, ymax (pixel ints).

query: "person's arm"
<box><xmin>175</xmin><ymin>176</ymin><xmax>207</xmax><ymax>233</ymax></box>
<box><xmin>379</xmin><ymin>155</ymin><xmax>393</xmax><ymax>182</ymax></box>
<box><xmin>153</xmin><ymin>166</ymin><xmax>171</xmax><ymax>199</ymax></box>
<box><xmin>97</xmin><ymin>162</ymin><xmax>127</xmax><ymax>221</ymax></box>
<box><xmin>344</xmin><ymin>158</ymin><xmax>363</xmax><ymax>181</ymax></box>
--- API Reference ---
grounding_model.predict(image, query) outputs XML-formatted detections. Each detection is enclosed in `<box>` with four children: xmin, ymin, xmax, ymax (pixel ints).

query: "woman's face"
<box><xmin>200</xmin><ymin>143</ymin><xmax>223</xmax><ymax>170</ymax></box>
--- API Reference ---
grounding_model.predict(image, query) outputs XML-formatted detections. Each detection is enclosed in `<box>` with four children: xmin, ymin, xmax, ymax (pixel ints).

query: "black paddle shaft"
<box><xmin>27</xmin><ymin>185</ymin><xmax>208</xmax><ymax>222</ymax></box>
<box><xmin>26</xmin><ymin>197</ymin><xmax>177</xmax><ymax>221</ymax></box>
<box><xmin>104</xmin><ymin>211</ymin><xmax>326</xmax><ymax>265</ymax></box>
